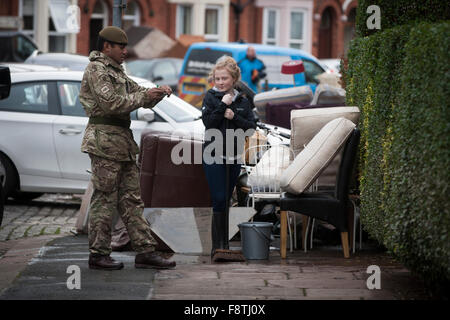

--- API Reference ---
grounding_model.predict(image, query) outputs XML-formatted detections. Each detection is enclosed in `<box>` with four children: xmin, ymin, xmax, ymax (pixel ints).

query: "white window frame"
<box><xmin>289</xmin><ymin>9</ymin><xmax>307</xmax><ymax>49</ymax></box>
<box><xmin>19</xmin><ymin>0</ymin><xmax>36</xmax><ymax>39</ymax></box>
<box><xmin>262</xmin><ymin>7</ymin><xmax>279</xmax><ymax>46</ymax></box>
<box><xmin>91</xmin><ymin>0</ymin><xmax>109</xmax><ymax>29</ymax></box>
<box><xmin>123</xmin><ymin>1</ymin><xmax>141</xmax><ymax>30</ymax></box>
<box><xmin>204</xmin><ymin>5</ymin><xmax>222</xmax><ymax>42</ymax></box>
<box><xmin>176</xmin><ymin>4</ymin><xmax>193</xmax><ymax>38</ymax></box>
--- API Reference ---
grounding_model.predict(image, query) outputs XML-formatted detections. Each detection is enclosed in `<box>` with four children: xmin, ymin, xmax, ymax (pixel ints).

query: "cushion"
<box><xmin>247</xmin><ymin>145</ymin><xmax>292</xmax><ymax>192</ymax></box>
<box><xmin>253</xmin><ymin>85</ymin><xmax>312</xmax><ymax>121</ymax></box>
<box><xmin>280</xmin><ymin>117</ymin><xmax>356</xmax><ymax>195</ymax></box>
<box><xmin>290</xmin><ymin>106</ymin><xmax>360</xmax><ymax>156</ymax></box>
<box><xmin>310</xmin><ymin>84</ymin><xmax>346</xmax><ymax>106</ymax></box>
<box><xmin>289</xmin><ymin>106</ymin><xmax>360</xmax><ymax>187</ymax></box>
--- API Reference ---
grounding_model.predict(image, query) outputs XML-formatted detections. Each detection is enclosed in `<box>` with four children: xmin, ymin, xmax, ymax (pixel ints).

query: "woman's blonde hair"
<box><xmin>208</xmin><ymin>55</ymin><xmax>241</xmax><ymax>84</ymax></box>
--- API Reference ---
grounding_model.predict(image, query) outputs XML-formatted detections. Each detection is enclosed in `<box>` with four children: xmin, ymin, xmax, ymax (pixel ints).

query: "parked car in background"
<box><xmin>124</xmin><ymin>58</ymin><xmax>183</xmax><ymax>95</ymax></box>
<box><xmin>0</xmin><ymin>65</ymin><xmax>11</xmax><ymax>226</ymax></box>
<box><xmin>0</xmin><ymin>64</ymin><xmax>203</xmax><ymax>200</ymax></box>
<box><xmin>3</xmin><ymin>63</ymin><xmax>63</xmax><ymax>73</ymax></box>
<box><xmin>25</xmin><ymin>53</ymin><xmax>90</xmax><ymax>71</ymax></box>
<box><xmin>178</xmin><ymin>42</ymin><xmax>325</xmax><ymax>107</ymax></box>
<box><xmin>0</xmin><ymin>31</ymin><xmax>39</xmax><ymax>62</ymax></box>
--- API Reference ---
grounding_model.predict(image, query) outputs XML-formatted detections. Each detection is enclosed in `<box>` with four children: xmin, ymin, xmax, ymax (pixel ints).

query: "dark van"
<box><xmin>0</xmin><ymin>31</ymin><xmax>39</xmax><ymax>62</ymax></box>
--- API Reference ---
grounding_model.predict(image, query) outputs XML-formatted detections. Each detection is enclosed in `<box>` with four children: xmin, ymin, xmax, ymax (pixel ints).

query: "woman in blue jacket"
<box><xmin>202</xmin><ymin>56</ymin><xmax>256</xmax><ymax>261</ymax></box>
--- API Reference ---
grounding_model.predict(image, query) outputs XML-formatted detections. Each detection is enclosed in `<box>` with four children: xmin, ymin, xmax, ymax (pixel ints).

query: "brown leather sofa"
<box><xmin>138</xmin><ymin>130</ymin><xmax>211</xmax><ymax>208</ymax></box>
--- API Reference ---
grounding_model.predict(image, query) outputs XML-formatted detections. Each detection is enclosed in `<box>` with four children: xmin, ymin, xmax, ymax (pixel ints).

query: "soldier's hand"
<box><xmin>160</xmin><ymin>85</ymin><xmax>172</xmax><ymax>97</ymax></box>
<box><xmin>146</xmin><ymin>86</ymin><xmax>171</xmax><ymax>101</ymax></box>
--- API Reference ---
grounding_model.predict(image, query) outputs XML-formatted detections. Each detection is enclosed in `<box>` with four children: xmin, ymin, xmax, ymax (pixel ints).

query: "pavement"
<box><xmin>0</xmin><ymin>194</ymin><xmax>435</xmax><ymax>303</ymax></box>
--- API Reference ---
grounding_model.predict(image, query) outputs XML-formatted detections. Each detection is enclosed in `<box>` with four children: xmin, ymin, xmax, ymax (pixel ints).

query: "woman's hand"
<box><xmin>224</xmin><ymin>108</ymin><xmax>234</xmax><ymax>120</ymax></box>
<box><xmin>221</xmin><ymin>93</ymin><xmax>233</xmax><ymax>105</ymax></box>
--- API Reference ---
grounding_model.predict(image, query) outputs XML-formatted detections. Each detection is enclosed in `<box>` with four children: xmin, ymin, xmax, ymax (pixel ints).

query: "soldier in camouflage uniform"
<box><xmin>80</xmin><ymin>26</ymin><xmax>176</xmax><ymax>270</ymax></box>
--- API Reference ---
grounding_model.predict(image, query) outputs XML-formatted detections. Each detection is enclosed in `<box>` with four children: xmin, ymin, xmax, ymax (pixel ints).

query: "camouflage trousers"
<box><xmin>88</xmin><ymin>154</ymin><xmax>157</xmax><ymax>256</ymax></box>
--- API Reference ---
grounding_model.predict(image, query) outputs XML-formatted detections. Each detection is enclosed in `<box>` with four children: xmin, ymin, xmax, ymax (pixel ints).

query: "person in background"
<box><xmin>202</xmin><ymin>56</ymin><xmax>256</xmax><ymax>262</ymax></box>
<box><xmin>238</xmin><ymin>46</ymin><xmax>266</xmax><ymax>93</ymax></box>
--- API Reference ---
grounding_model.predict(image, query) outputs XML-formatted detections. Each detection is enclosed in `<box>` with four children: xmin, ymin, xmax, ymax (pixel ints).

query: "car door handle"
<box><xmin>59</xmin><ymin>128</ymin><xmax>82</xmax><ymax>135</ymax></box>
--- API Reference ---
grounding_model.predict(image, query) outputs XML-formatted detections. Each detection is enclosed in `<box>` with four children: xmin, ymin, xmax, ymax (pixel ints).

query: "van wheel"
<box><xmin>0</xmin><ymin>153</ymin><xmax>18</xmax><ymax>198</ymax></box>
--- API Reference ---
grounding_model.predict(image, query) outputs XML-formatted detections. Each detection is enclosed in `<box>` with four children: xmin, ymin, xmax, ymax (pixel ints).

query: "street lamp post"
<box><xmin>113</xmin><ymin>0</ymin><xmax>127</xmax><ymax>28</ymax></box>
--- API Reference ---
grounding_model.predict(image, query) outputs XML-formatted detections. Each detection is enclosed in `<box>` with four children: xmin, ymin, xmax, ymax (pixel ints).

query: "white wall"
<box><xmin>256</xmin><ymin>0</ymin><xmax>313</xmax><ymax>53</ymax></box>
<box><xmin>169</xmin><ymin>0</ymin><xmax>230</xmax><ymax>42</ymax></box>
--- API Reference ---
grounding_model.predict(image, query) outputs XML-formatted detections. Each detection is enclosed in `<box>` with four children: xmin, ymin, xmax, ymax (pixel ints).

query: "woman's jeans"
<box><xmin>203</xmin><ymin>162</ymin><xmax>242</xmax><ymax>213</ymax></box>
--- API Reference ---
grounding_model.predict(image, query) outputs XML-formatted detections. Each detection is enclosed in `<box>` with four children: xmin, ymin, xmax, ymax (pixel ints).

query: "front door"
<box><xmin>318</xmin><ymin>7</ymin><xmax>334</xmax><ymax>59</ymax></box>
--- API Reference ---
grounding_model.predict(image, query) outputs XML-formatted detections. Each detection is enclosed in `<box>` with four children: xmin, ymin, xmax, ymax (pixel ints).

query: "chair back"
<box><xmin>335</xmin><ymin>128</ymin><xmax>360</xmax><ymax>202</ymax></box>
<box><xmin>246</xmin><ymin>144</ymin><xmax>293</xmax><ymax>196</ymax></box>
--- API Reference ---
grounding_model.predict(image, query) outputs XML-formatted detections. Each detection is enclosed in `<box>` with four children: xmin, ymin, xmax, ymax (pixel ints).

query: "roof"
<box><xmin>189</xmin><ymin>42</ymin><xmax>321</xmax><ymax>63</ymax></box>
<box><xmin>0</xmin><ymin>63</ymin><xmax>63</xmax><ymax>73</ymax></box>
<box><xmin>125</xmin><ymin>26</ymin><xmax>154</xmax><ymax>47</ymax></box>
<box><xmin>26</xmin><ymin>53</ymin><xmax>89</xmax><ymax>63</ymax></box>
<box><xmin>24</xmin><ymin>53</ymin><xmax>89</xmax><ymax>71</ymax></box>
<box><xmin>7</xmin><ymin>67</ymin><xmax>149</xmax><ymax>85</ymax></box>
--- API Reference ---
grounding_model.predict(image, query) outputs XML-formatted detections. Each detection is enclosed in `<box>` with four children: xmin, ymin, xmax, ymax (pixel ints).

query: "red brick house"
<box><xmin>0</xmin><ymin>0</ymin><xmax>357</xmax><ymax>58</ymax></box>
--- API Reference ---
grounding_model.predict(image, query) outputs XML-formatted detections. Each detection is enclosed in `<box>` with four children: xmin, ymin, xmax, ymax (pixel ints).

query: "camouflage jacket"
<box><xmin>80</xmin><ymin>51</ymin><xmax>157</xmax><ymax>161</ymax></box>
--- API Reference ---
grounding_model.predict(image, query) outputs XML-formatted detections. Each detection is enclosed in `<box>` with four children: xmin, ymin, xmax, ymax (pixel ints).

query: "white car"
<box><xmin>0</xmin><ymin>65</ymin><xmax>204</xmax><ymax>199</ymax></box>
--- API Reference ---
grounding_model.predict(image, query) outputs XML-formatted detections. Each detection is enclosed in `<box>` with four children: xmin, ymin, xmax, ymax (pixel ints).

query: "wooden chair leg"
<box><xmin>280</xmin><ymin>210</ymin><xmax>287</xmax><ymax>259</ymax></box>
<box><xmin>347</xmin><ymin>204</ymin><xmax>354</xmax><ymax>252</ymax></box>
<box><xmin>340</xmin><ymin>232</ymin><xmax>350</xmax><ymax>258</ymax></box>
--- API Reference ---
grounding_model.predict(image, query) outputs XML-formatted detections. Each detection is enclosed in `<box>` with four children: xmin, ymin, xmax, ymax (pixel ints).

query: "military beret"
<box><xmin>99</xmin><ymin>26</ymin><xmax>128</xmax><ymax>45</ymax></box>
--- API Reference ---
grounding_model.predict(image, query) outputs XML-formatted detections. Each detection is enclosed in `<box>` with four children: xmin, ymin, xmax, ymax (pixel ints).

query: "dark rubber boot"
<box><xmin>211</xmin><ymin>211</ymin><xmax>225</xmax><ymax>257</ymax></box>
<box><xmin>221</xmin><ymin>210</ymin><xmax>230</xmax><ymax>250</ymax></box>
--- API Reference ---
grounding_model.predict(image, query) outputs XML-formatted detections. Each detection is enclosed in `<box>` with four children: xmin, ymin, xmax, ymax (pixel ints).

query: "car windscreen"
<box><xmin>126</xmin><ymin>60</ymin><xmax>154</xmax><ymax>78</ymax></box>
<box><xmin>183</xmin><ymin>48</ymin><xmax>232</xmax><ymax>76</ymax></box>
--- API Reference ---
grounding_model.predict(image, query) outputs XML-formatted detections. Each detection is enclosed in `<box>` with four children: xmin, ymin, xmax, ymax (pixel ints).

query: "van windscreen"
<box><xmin>183</xmin><ymin>49</ymin><xmax>232</xmax><ymax>76</ymax></box>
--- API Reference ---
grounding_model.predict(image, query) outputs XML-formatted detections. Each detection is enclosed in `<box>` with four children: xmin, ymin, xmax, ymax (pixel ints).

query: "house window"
<box><xmin>89</xmin><ymin>1</ymin><xmax>108</xmax><ymax>52</ymax></box>
<box><xmin>123</xmin><ymin>1</ymin><xmax>140</xmax><ymax>31</ymax></box>
<box><xmin>204</xmin><ymin>5</ymin><xmax>221</xmax><ymax>42</ymax></box>
<box><xmin>263</xmin><ymin>8</ymin><xmax>279</xmax><ymax>46</ymax></box>
<box><xmin>48</xmin><ymin>15</ymin><xmax>68</xmax><ymax>52</ymax></box>
<box><xmin>176</xmin><ymin>4</ymin><xmax>192</xmax><ymax>38</ymax></box>
<box><xmin>19</xmin><ymin>0</ymin><xmax>35</xmax><ymax>39</ymax></box>
<box><xmin>48</xmin><ymin>0</ymin><xmax>82</xmax><ymax>52</ymax></box>
<box><xmin>289</xmin><ymin>10</ymin><xmax>305</xmax><ymax>49</ymax></box>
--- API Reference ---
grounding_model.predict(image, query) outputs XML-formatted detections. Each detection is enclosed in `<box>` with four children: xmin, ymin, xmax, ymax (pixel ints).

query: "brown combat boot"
<box><xmin>89</xmin><ymin>254</ymin><xmax>124</xmax><ymax>270</ymax></box>
<box><xmin>135</xmin><ymin>251</ymin><xmax>176</xmax><ymax>269</ymax></box>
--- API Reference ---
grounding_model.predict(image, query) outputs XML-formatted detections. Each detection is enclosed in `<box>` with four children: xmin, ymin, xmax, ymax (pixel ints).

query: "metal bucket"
<box><xmin>238</xmin><ymin>222</ymin><xmax>273</xmax><ymax>260</ymax></box>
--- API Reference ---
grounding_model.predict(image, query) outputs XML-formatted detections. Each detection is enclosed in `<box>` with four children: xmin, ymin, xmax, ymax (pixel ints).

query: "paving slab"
<box><xmin>0</xmin><ymin>233</ymin><xmax>433</xmax><ymax>300</ymax></box>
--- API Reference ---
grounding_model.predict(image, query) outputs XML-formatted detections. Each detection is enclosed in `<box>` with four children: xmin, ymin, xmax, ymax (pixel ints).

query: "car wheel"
<box><xmin>0</xmin><ymin>153</ymin><xmax>18</xmax><ymax>198</ymax></box>
<box><xmin>0</xmin><ymin>183</ymin><xmax>4</xmax><ymax>226</ymax></box>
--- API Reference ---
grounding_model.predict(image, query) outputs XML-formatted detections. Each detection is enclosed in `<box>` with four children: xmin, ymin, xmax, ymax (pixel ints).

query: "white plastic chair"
<box><xmin>244</xmin><ymin>144</ymin><xmax>297</xmax><ymax>252</ymax></box>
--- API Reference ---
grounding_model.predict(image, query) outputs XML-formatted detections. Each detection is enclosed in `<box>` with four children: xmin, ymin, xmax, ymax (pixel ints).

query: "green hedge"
<box><xmin>346</xmin><ymin>22</ymin><xmax>450</xmax><ymax>285</ymax></box>
<box><xmin>356</xmin><ymin>0</ymin><xmax>450</xmax><ymax>37</ymax></box>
